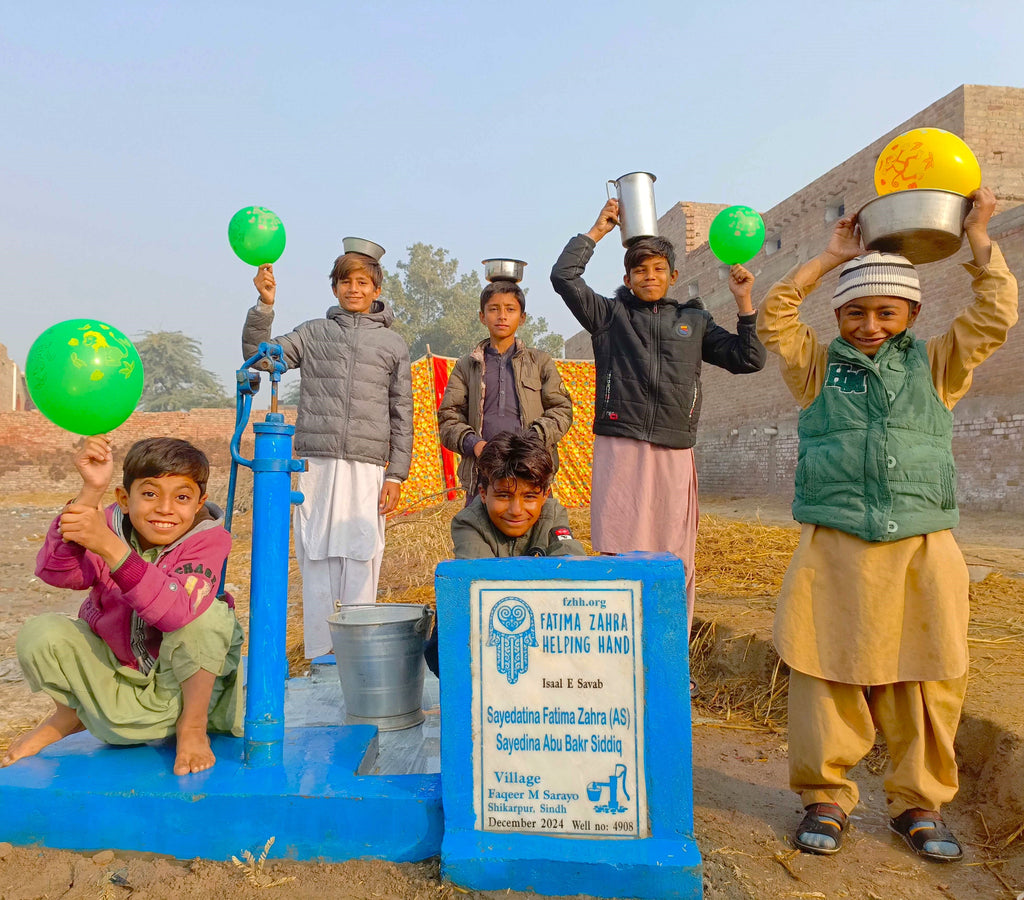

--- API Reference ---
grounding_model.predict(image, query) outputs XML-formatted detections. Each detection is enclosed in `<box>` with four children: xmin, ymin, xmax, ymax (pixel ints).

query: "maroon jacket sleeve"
<box><xmin>35</xmin><ymin>515</ymin><xmax>100</xmax><ymax>590</ymax></box>
<box><xmin>108</xmin><ymin>526</ymin><xmax>232</xmax><ymax>632</ymax></box>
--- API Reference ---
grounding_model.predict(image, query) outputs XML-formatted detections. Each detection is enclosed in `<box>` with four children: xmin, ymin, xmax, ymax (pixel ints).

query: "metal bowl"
<box><xmin>857</xmin><ymin>190</ymin><xmax>970</xmax><ymax>264</ymax></box>
<box><xmin>482</xmin><ymin>258</ymin><xmax>527</xmax><ymax>283</ymax></box>
<box><xmin>342</xmin><ymin>236</ymin><xmax>386</xmax><ymax>261</ymax></box>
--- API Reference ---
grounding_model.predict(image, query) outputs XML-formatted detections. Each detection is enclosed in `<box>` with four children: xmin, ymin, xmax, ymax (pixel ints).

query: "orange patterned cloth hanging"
<box><xmin>398</xmin><ymin>355</ymin><xmax>596</xmax><ymax>513</ymax></box>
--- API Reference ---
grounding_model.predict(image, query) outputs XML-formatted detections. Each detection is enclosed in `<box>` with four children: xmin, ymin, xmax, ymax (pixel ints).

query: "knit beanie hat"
<box><xmin>832</xmin><ymin>252</ymin><xmax>920</xmax><ymax>310</ymax></box>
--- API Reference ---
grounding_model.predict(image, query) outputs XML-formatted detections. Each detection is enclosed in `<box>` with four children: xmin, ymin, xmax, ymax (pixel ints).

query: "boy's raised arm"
<box><xmin>37</xmin><ymin>436</ymin><xmax>123</xmax><ymax>588</ymax></box>
<box><xmin>550</xmin><ymin>199</ymin><xmax>618</xmax><ymax>333</ymax></box>
<box><xmin>241</xmin><ymin>263</ymin><xmax>305</xmax><ymax>368</ymax></box>
<box><xmin>702</xmin><ymin>264</ymin><xmax>766</xmax><ymax>374</ymax></box>
<box><xmin>928</xmin><ymin>187</ymin><xmax>1018</xmax><ymax>407</ymax></box>
<box><xmin>757</xmin><ymin>216</ymin><xmax>863</xmax><ymax>407</ymax></box>
<box><xmin>55</xmin><ymin>435</ymin><xmax>129</xmax><ymax>568</ymax></box>
<box><xmin>963</xmin><ymin>186</ymin><xmax>995</xmax><ymax>268</ymax></box>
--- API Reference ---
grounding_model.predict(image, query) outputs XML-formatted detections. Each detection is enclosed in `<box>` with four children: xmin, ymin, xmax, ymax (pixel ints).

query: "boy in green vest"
<box><xmin>757</xmin><ymin>187</ymin><xmax>1017</xmax><ymax>861</ymax></box>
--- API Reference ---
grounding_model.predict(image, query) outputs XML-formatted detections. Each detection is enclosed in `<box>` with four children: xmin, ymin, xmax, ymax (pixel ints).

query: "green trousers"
<box><xmin>17</xmin><ymin>601</ymin><xmax>244</xmax><ymax>744</ymax></box>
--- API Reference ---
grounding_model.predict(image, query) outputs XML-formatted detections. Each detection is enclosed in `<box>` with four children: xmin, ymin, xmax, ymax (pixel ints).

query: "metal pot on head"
<box><xmin>857</xmin><ymin>190</ymin><xmax>970</xmax><ymax>264</ymax></box>
<box><xmin>608</xmin><ymin>172</ymin><xmax>659</xmax><ymax>247</ymax></box>
<box><xmin>342</xmin><ymin>236</ymin><xmax>386</xmax><ymax>261</ymax></box>
<box><xmin>482</xmin><ymin>258</ymin><xmax>527</xmax><ymax>283</ymax></box>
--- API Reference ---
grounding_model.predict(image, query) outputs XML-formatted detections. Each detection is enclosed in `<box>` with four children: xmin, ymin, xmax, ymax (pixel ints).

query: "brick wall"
<box><xmin>567</xmin><ymin>85</ymin><xmax>1024</xmax><ymax>511</ymax></box>
<box><xmin>0</xmin><ymin>407</ymin><xmax>297</xmax><ymax>505</ymax></box>
<box><xmin>660</xmin><ymin>201</ymin><xmax>731</xmax><ymax>254</ymax></box>
<box><xmin>0</xmin><ymin>344</ymin><xmax>28</xmax><ymax>412</ymax></box>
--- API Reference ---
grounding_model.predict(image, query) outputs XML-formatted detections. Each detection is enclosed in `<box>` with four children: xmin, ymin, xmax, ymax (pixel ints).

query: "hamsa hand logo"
<box><xmin>488</xmin><ymin>596</ymin><xmax>537</xmax><ymax>685</ymax></box>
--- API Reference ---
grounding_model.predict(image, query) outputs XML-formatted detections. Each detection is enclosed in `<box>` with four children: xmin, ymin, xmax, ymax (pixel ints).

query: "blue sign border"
<box><xmin>437</xmin><ymin>553</ymin><xmax>701</xmax><ymax>900</ymax></box>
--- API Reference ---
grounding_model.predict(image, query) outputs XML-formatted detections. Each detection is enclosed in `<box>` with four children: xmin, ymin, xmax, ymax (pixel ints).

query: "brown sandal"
<box><xmin>794</xmin><ymin>802</ymin><xmax>849</xmax><ymax>855</ymax></box>
<box><xmin>889</xmin><ymin>808</ymin><xmax>963</xmax><ymax>862</ymax></box>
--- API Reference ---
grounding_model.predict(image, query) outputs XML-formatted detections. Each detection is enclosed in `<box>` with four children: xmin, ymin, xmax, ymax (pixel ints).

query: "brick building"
<box><xmin>568</xmin><ymin>84</ymin><xmax>1024</xmax><ymax>512</ymax></box>
<box><xmin>0</xmin><ymin>344</ymin><xmax>29</xmax><ymax>412</ymax></box>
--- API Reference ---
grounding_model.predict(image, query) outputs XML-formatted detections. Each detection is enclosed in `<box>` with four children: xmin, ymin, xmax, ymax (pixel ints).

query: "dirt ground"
<box><xmin>0</xmin><ymin>495</ymin><xmax>1022</xmax><ymax>900</ymax></box>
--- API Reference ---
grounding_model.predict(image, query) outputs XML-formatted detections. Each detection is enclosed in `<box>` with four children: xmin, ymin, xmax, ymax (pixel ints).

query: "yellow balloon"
<box><xmin>874</xmin><ymin>128</ymin><xmax>981</xmax><ymax>196</ymax></box>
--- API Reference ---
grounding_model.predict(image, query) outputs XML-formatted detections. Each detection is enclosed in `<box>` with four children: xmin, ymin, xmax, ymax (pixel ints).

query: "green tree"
<box><xmin>384</xmin><ymin>243</ymin><xmax>564</xmax><ymax>359</ymax></box>
<box><xmin>134</xmin><ymin>331</ymin><xmax>233</xmax><ymax>411</ymax></box>
<box><xmin>280</xmin><ymin>379</ymin><xmax>301</xmax><ymax>406</ymax></box>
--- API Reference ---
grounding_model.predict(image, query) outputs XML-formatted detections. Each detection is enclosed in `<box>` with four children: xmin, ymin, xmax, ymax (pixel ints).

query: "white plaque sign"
<box><xmin>471</xmin><ymin>579</ymin><xmax>647</xmax><ymax>838</ymax></box>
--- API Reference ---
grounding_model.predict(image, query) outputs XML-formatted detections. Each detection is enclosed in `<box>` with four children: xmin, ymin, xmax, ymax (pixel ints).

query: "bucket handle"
<box><xmin>606</xmin><ymin>179</ymin><xmax>618</xmax><ymax>201</ymax></box>
<box><xmin>416</xmin><ymin>607</ymin><xmax>435</xmax><ymax>635</ymax></box>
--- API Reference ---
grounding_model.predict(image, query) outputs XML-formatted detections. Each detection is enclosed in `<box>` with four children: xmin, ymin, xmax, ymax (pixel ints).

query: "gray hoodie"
<box><xmin>242</xmin><ymin>299</ymin><xmax>413</xmax><ymax>479</ymax></box>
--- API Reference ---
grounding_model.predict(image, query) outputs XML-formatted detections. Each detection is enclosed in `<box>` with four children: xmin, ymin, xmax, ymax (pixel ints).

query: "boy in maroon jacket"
<box><xmin>2</xmin><ymin>436</ymin><xmax>243</xmax><ymax>776</ymax></box>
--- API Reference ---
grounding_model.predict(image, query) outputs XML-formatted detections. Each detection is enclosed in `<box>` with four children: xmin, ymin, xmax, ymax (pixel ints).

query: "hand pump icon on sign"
<box><xmin>587</xmin><ymin>764</ymin><xmax>630</xmax><ymax>814</ymax></box>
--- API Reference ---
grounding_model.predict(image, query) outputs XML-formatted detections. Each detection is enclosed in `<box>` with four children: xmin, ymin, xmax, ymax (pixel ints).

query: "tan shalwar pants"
<box><xmin>788</xmin><ymin>668</ymin><xmax>967</xmax><ymax>818</ymax></box>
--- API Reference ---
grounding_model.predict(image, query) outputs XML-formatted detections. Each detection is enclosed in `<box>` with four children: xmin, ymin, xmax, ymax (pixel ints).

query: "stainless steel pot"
<box><xmin>342</xmin><ymin>236</ymin><xmax>386</xmax><ymax>261</ymax></box>
<box><xmin>857</xmin><ymin>190</ymin><xmax>970</xmax><ymax>264</ymax></box>
<box><xmin>608</xmin><ymin>171</ymin><xmax>659</xmax><ymax>247</ymax></box>
<box><xmin>482</xmin><ymin>258</ymin><xmax>527</xmax><ymax>283</ymax></box>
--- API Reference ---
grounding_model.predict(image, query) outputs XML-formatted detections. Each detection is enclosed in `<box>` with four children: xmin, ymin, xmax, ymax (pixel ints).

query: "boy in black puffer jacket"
<box><xmin>551</xmin><ymin>197</ymin><xmax>765</xmax><ymax>636</ymax></box>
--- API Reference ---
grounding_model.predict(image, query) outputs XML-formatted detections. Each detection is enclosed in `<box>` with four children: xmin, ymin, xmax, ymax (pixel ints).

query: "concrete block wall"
<box><xmin>564</xmin><ymin>330</ymin><xmax>594</xmax><ymax>361</ymax></box>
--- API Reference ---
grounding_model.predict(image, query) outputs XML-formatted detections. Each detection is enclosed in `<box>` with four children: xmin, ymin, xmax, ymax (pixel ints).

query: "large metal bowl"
<box><xmin>857</xmin><ymin>190</ymin><xmax>970</xmax><ymax>264</ymax></box>
<box><xmin>342</xmin><ymin>236</ymin><xmax>386</xmax><ymax>261</ymax></box>
<box><xmin>482</xmin><ymin>258</ymin><xmax>527</xmax><ymax>283</ymax></box>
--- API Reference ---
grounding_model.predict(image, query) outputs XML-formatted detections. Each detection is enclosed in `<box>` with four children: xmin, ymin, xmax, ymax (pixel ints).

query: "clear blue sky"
<box><xmin>3</xmin><ymin>1</ymin><xmax>1022</xmax><ymax>398</ymax></box>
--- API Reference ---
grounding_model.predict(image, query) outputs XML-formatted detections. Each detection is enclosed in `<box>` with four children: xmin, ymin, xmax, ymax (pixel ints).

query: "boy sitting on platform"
<box><xmin>2</xmin><ymin>436</ymin><xmax>243</xmax><ymax>776</ymax></box>
<box><xmin>425</xmin><ymin>430</ymin><xmax>586</xmax><ymax>675</ymax></box>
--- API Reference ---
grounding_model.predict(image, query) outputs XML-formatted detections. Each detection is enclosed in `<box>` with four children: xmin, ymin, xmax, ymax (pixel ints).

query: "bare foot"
<box><xmin>173</xmin><ymin>723</ymin><xmax>215</xmax><ymax>775</ymax></box>
<box><xmin>1</xmin><ymin>705</ymin><xmax>84</xmax><ymax>767</ymax></box>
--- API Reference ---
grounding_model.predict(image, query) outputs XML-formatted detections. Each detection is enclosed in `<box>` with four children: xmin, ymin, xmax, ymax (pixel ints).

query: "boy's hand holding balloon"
<box><xmin>254</xmin><ymin>263</ymin><xmax>276</xmax><ymax>306</ymax></box>
<box><xmin>727</xmin><ymin>265</ymin><xmax>755</xmax><ymax>315</ymax></box>
<box><xmin>73</xmin><ymin>435</ymin><xmax>114</xmax><ymax>507</ymax></box>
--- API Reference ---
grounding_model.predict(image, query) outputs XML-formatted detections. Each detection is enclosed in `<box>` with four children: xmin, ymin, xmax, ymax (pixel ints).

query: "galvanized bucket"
<box><xmin>327</xmin><ymin>603</ymin><xmax>433</xmax><ymax>731</ymax></box>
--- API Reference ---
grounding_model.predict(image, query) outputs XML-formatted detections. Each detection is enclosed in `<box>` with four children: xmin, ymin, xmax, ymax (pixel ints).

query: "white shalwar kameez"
<box><xmin>293</xmin><ymin>457</ymin><xmax>386</xmax><ymax>658</ymax></box>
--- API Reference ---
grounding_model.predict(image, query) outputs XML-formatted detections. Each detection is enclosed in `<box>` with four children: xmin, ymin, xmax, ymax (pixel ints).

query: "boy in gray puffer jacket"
<box><xmin>242</xmin><ymin>238</ymin><xmax>413</xmax><ymax>659</ymax></box>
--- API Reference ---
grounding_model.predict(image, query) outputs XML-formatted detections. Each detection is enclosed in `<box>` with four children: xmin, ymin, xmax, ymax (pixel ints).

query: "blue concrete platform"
<box><xmin>0</xmin><ymin>674</ymin><xmax>443</xmax><ymax>862</ymax></box>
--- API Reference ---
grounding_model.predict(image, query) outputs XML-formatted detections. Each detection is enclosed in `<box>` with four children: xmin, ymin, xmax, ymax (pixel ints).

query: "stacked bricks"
<box><xmin>0</xmin><ymin>407</ymin><xmax>297</xmax><ymax>505</ymax></box>
<box><xmin>0</xmin><ymin>344</ymin><xmax>29</xmax><ymax>412</ymax></box>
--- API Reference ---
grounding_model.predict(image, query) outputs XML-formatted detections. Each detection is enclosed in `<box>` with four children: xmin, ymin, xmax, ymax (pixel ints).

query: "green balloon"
<box><xmin>228</xmin><ymin>206</ymin><xmax>286</xmax><ymax>266</ymax></box>
<box><xmin>708</xmin><ymin>205</ymin><xmax>766</xmax><ymax>265</ymax></box>
<box><xmin>25</xmin><ymin>319</ymin><xmax>145</xmax><ymax>435</ymax></box>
